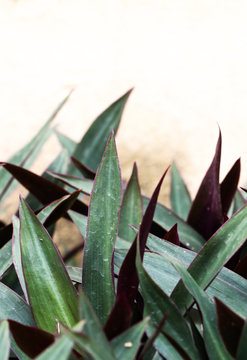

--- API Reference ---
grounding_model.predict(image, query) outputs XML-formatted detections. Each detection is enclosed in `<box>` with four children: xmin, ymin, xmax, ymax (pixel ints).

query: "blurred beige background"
<box><xmin>1</xmin><ymin>0</ymin><xmax>247</xmax><ymax>204</ymax></box>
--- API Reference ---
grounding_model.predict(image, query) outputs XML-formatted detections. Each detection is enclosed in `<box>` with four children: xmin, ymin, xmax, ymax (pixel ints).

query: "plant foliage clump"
<box><xmin>0</xmin><ymin>90</ymin><xmax>247</xmax><ymax>359</ymax></box>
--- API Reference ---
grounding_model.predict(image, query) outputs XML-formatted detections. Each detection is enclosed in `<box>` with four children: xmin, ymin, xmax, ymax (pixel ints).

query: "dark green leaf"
<box><xmin>0</xmin><ymin>92</ymin><xmax>71</xmax><ymax>204</ymax></box>
<box><xmin>82</xmin><ymin>132</ymin><xmax>122</xmax><ymax>324</ymax></box>
<box><xmin>19</xmin><ymin>197</ymin><xmax>78</xmax><ymax>332</ymax></box>
<box><xmin>118</xmin><ymin>163</ymin><xmax>143</xmax><ymax>242</ymax></box>
<box><xmin>70</xmin><ymin>89</ymin><xmax>132</xmax><ymax>173</ymax></box>
<box><xmin>172</xmin><ymin>262</ymin><xmax>233</xmax><ymax>360</ymax></box>
<box><xmin>111</xmin><ymin>318</ymin><xmax>149</xmax><ymax>360</ymax></box>
<box><xmin>171</xmin><ymin>203</ymin><xmax>247</xmax><ymax>313</ymax></box>
<box><xmin>0</xmin><ymin>320</ymin><xmax>10</xmax><ymax>360</ymax></box>
<box><xmin>236</xmin><ymin>320</ymin><xmax>247</xmax><ymax>360</ymax></box>
<box><xmin>220</xmin><ymin>159</ymin><xmax>241</xmax><ymax>215</ymax></box>
<box><xmin>170</xmin><ymin>162</ymin><xmax>191</xmax><ymax>220</ymax></box>
<box><xmin>142</xmin><ymin>197</ymin><xmax>205</xmax><ymax>251</ymax></box>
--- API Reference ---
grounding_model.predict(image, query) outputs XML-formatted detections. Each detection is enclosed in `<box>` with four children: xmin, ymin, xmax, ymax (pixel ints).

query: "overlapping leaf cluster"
<box><xmin>0</xmin><ymin>90</ymin><xmax>247</xmax><ymax>359</ymax></box>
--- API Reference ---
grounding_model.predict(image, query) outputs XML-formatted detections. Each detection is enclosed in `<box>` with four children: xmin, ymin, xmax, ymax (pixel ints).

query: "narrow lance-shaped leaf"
<box><xmin>69</xmin><ymin>89</ymin><xmax>132</xmax><ymax>174</ymax></box>
<box><xmin>0</xmin><ymin>162</ymin><xmax>88</xmax><ymax>216</ymax></box>
<box><xmin>0</xmin><ymin>92</ymin><xmax>72</xmax><ymax>204</ymax></box>
<box><xmin>117</xmin><ymin>169</ymin><xmax>168</xmax><ymax>306</ymax></box>
<box><xmin>170</xmin><ymin>162</ymin><xmax>191</xmax><ymax>220</ymax></box>
<box><xmin>220</xmin><ymin>158</ymin><xmax>241</xmax><ymax>215</ymax></box>
<box><xmin>78</xmin><ymin>288</ymin><xmax>116</xmax><ymax>357</ymax></box>
<box><xmin>82</xmin><ymin>132</ymin><xmax>122</xmax><ymax>324</ymax></box>
<box><xmin>0</xmin><ymin>320</ymin><xmax>10</xmax><ymax>360</ymax></box>
<box><xmin>187</xmin><ymin>131</ymin><xmax>224</xmax><ymax>239</ymax></box>
<box><xmin>35</xmin><ymin>335</ymin><xmax>74</xmax><ymax>360</ymax></box>
<box><xmin>118</xmin><ymin>162</ymin><xmax>143</xmax><ymax>242</ymax></box>
<box><xmin>19</xmin><ymin>197</ymin><xmax>79</xmax><ymax>333</ymax></box>
<box><xmin>172</xmin><ymin>262</ymin><xmax>233</xmax><ymax>360</ymax></box>
<box><xmin>215</xmin><ymin>297</ymin><xmax>244</xmax><ymax>357</ymax></box>
<box><xmin>136</xmin><ymin>241</ymin><xmax>200</xmax><ymax>360</ymax></box>
<box><xmin>142</xmin><ymin>197</ymin><xmax>205</xmax><ymax>252</ymax></box>
<box><xmin>8</xmin><ymin>320</ymin><xmax>55</xmax><ymax>358</ymax></box>
<box><xmin>171</xmin><ymin>203</ymin><xmax>247</xmax><ymax>312</ymax></box>
<box><xmin>111</xmin><ymin>318</ymin><xmax>149</xmax><ymax>360</ymax></box>
<box><xmin>236</xmin><ymin>320</ymin><xmax>247</xmax><ymax>360</ymax></box>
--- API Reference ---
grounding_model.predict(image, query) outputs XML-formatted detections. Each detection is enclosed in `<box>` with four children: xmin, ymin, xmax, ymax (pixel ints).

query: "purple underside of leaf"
<box><xmin>187</xmin><ymin>131</ymin><xmax>224</xmax><ymax>240</ymax></box>
<box><xmin>0</xmin><ymin>162</ymin><xmax>88</xmax><ymax>216</ymax></box>
<box><xmin>220</xmin><ymin>158</ymin><xmax>241</xmax><ymax>215</ymax></box>
<box><xmin>109</xmin><ymin>168</ymin><xmax>168</xmax><ymax>334</ymax></box>
<box><xmin>8</xmin><ymin>320</ymin><xmax>55</xmax><ymax>358</ymax></box>
<box><xmin>0</xmin><ymin>190</ymin><xmax>82</xmax><ymax>248</ymax></box>
<box><xmin>215</xmin><ymin>297</ymin><xmax>244</xmax><ymax>357</ymax></box>
<box><xmin>163</xmin><ymin>224</ymin><xmax>180</xmax><ymax>246</ymax></box>
<box><xmin>103</xmin><ymin>293</ymin><xmax>133</xmax><ymax>340</ymax></box>
<box><xmin>70</xmin><ymin>156</ymin><xmax>95</xmax><ymax>179</ymax></box>
<box><xmin>234</xmin><ymin>253</ymin><xmax>247</xmax><ymax>279</ymax></box>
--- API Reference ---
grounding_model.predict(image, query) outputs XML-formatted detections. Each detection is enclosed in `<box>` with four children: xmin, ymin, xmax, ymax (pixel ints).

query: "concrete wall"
<box><xmin>1</xmin><ymin>0</ymin><xmax>247</xmax><ymax>205</ymax></box>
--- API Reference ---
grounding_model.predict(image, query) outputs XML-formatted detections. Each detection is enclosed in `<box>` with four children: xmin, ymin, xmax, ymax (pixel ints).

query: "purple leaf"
<box><xmin>220</xmin><ymin>159</ymin><xmax>241</xmax><ymax>215</ymax></box>
<box><xmin>187</xmin><ymin>132</ymin><xmax>224</xmax><ymax>240</ymax></box>
<box><xmin>114</xmin><ymin>169</ymin><xmax>168</xmax><ymax>323</ymax></box>
<box><xmin>70</xmin><ymin>156</ymin><xmax>95</xmax><ymax>179</ymax></box>
<box><xmin>163</xmin><ymin>224</ymin><xmax>180</xmax><ymax>246</ymax></box>
<box><xmin>215</xmin><ymin>297</ymin><xmax>244</xmax><ymax>357</ymax></box>
<box><xmin>9</xmin><ymin>320</ymin><xmax>54</xmax><ymax>358</ymax></box>
<box><xmin>0</xmin><ymin>163</ymin><xmax>88</xmax><ymax>216</ymax></box>
<box><xmin>234</xmin><ymin>252</ymin><xmax>247</xmax><ymax>279</ymax></box>
<box><xmin>103</xmin><ymin>293</ymin><xmax>133</xmax><ymax>340</ymax></box>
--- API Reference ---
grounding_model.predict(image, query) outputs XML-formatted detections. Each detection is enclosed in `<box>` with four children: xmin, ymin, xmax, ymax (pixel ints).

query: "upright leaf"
<box><xmin>0</xmin><ymin>92</ymin><xmax>71</xmax><ymax>204</ymax></box>
<box><xmin>173</xmin><ymin>262</ymin><xmax>233</xmax><ymax>360</ymax></box>
<box><xmin>170</xmin><ymin>162</ymin><xmax>191</xmax><ymax>220</ymax></box>
<box><xmin>118</xmin><ymin>163</ymin><xmax>143</xmax><ymax>242</ymax></box>
<box><xmin>69</xmin><ymin>89</ymin><xmax>132</xmax><ymax>174</ymax></box>
<box><xmin>82</xmin><ymin>132</ymin><xmax>122</xmax><ymax>324</ymax></box>
<box><xmin>111</xmin><ymin>318</ymin><xmax>149</xmax><ymax>360</ymax></box>
<box><xmin>220</xmin><ymin>159</ymin><xmax>241</xmax><ymax>215</ymax></box>
<box><xmin>136</xmin><ymin>244</ymin><xmax>200</xmax><ymax>360</ymax></box>
<box><xmin>171</xmin><ymin>203</ymin><xmax>247</xmax><ymax>312</ymax></box>
<box><xmin>215</xmin><ymin>297</ymin><xmax>244</xmax><ymax>357</ymax></box>
<box><xmin>236</xmin><ymin>320</ymin><xmax>247</xmax><ymax>360</ymax></box>
<box><xmin>142</xmin><ymin>197</ymin><xmax>205</xmax><ymax>252</ymax></box>
<box><xmin>19</xmin><ymin>197</ymin><xmax>78</xmax><ymax>333</ymax></box>
<box><xmin>187</xmin><ymin>132</ymin><xmax>224</xmax><ymax>239</ymax></box>
<box><xmin>0</xmin><ymin>320</ymin><xmax>10</xmax><ymax>360</ymax></box>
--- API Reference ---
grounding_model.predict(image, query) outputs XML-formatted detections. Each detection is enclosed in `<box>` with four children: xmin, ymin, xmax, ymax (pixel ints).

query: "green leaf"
<box><xmin>0</xmin><ymin>240</ymin><xmax>12</xmax><ymax>279</ymax></box>
<box><xmin>0</xmin><ymin>282</ymin><xmax>35</xmax><ymax>326</ymax></box>
<box><xmin>19</xmin><ymin>197</ymin><xmax>78</xmax><ymax>333</ymax></box>
<box><xmin>136</xmin><ymin>242</ymin><xmax>200</xmax><ymax>360</ymax></box>
<box><xmin>55</xmin><ymin>130</ymin><xmax>77</xmax><ymax>156</ymax></box>
<box><xmin>0</xmin><ymin>92</ymin><xmax>71</xmax><ymax>205</ymax></box>
<box><xmin>12</xmin><ymin>216</ymin><xmax>28</xmax><ymax>302</ymax></box>
<box><xmin>118</xmin><ymin>163</ymin><xmax>143</xmax><ymax>242</ymax></box>
<box><xmin>171</xmin><ymin>203</ymin><xmax>247</xmax><ymax>312</ymax></box>
<box><xmin>170</xmin><ymin>162</ymin><xmax>191</xmax><ymax>220</ymax></box>
<box><xmin>173</xmin><ymin>262</ymin><xmax>233</xmax><ymax>360</ymax></box>
<box><xmin>82</xmin><ymin>132</ymin><xmax>122</xmax><ymax>324</ymax></box>
<box><xmin>65</xmin><ymin>330</ymin><xmax>117</xmax><ymax>360</ymax></box>
<box><xmin>111</xmin><ymin>318</ymin><xmax>149</xmax><ymax>360</ymax></box>
<box><xmin>47</xmin><ymin>172</ymin><xmax>93</xmax><ymax>195</ymax></box>
<box><xmin>236</xmin><ymin>320</ymin><xmax>247</xmax><ymax>360</ymax></box>
<box><xmin>70</xmin><ymin>89</ymin><xmax>132</xmax><ymax>174</ymax></box>
<box><xmin>0</xmin><ymin>320</ymin><xmax>10</xmax><ymax>360</ymax></box>
<box><xmin>142</xmin><ymin>197</ymin><xmax>205</xmax><ymax>251</ymax></box>
<box><xmin>35</xmin><ymin>336</ymin><xmax>73</xmax><ymax>360</ymax></box>
<box><xmin>79</xmin><ymin>288</ymin><xmax>116</xmax><ymax>356</ymax></box>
